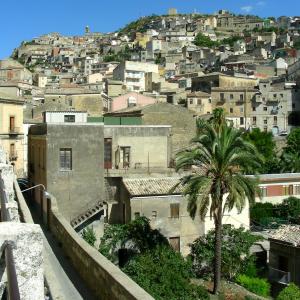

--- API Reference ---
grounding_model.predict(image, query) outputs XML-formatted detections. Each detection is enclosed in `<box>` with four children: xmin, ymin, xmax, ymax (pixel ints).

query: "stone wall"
<box><xmin>48</xmin><ymin>195</ymin><xmax>154</xmax><ymax>300</ymax></box>
<box><xmin>0</xmin><ymin>147</ymin><xmax>43</xmax><ymax>300</ymax></box>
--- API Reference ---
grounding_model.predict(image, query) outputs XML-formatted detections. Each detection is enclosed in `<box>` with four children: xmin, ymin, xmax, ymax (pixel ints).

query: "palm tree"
<box><xmin>281</xmin><ymin>152</ymin><xmax>300</xmax><ymax>173</ymax></box>
<box><xmin>175</xmin><ymin>110</ymin><xmax>263</xmax><ymax>294</ymax></box>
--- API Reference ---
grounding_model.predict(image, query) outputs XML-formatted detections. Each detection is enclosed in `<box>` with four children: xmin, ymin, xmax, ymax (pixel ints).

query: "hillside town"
<box><xmin>1</xmin><ymin>7</ymin><xmax>300</xmax><ymax>300</ymax></box>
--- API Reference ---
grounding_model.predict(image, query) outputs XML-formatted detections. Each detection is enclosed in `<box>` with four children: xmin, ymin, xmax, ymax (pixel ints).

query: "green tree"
<box><xmin>194</xmin><ymin>32</ymin><xmax>219</xmax><ymax>48</ymax></box>
<box><xmin>277</xmin><ymin>197</ymin><xmax>300</xmax><ymax>222</ymax></box>
<box><xmin>123</xmin><ymin>246</ymin><xmax>209</xmax><ymax>300</ymax></box>
<box><xmin>81</xmin><ymin>226</ymin><xmax>96</xmax><ymax>247</ymax></box>
<box><xmin>175</xmin><ymin>109</ymin><xmax>262</xmax><ymax>294</ymax></box>
<box><xmin>281</xmin><ymin>152</ymin><xmax>300</xmax><ymax>173</ymax></box>
<box><xmin>99</xmin><ymin>217</ymin><xmax>168</xmax><ymax>263</ymax></box>
<box><xmin>189</xmin><ymin>225</ymin><xmax>261</xmax><ymax>280</ymax></box>
<box><xmin>277</xmin><ymin>283</ymin><xmax>300</xmax><ymax>300</ymax></box>
<box><xmin>244</xmin><ymin>128</ymin><xmax>279</xmax><ymax>173</ymax></box>
<box><xmin>285</xmin><ymin>128</ymin><xmax>300</xmax><ymax>154</ymax></box>
<box><xmin>222</xmin><ymin>36</ymin><xmax>242</xmax><ymax>47</ymax></box>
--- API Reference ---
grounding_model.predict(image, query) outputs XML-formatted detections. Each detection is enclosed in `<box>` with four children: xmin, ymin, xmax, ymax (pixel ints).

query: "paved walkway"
<box><xmin>29</xmin><ymin>203</ymin><xmax>97</xmax><ymax>300</ymax></box>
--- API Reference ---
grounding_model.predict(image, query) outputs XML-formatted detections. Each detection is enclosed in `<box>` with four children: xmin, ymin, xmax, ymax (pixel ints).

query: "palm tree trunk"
<box><xmin>213</xmin><ymin>206</ymin><xmax>222</xmax><ymax>294</ymax></box>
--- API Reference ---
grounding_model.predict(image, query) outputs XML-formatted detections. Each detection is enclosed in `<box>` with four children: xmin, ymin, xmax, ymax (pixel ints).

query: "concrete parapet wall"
<box><xmin>48</xmin><ymin>195</ymin><xmax>154</xmax><ymax>300</ymax></box>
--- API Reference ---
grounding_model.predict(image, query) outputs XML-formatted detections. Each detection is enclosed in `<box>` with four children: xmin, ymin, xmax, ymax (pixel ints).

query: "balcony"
<box><xmin>9</xmin><ymin>152</ymin><xmax>18</xmax><ymax>161</ymax></box>
<box><xmin>269</xmin><ymin>267</ymin><xmax>291</xmax><ymax>285</ymax></box>
<box><xmin>9</xmin><ymin>127</ymin><xmax>21</xmax><ymax>136</ymax></box>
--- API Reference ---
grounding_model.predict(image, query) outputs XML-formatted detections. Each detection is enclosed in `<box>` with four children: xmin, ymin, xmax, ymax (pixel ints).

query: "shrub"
<box><xmin>236</xmin><ymin>275</ymin><xmax>270</xmax><ymax>297</ymax></box>
<box><xmin>189</xmin><ymin>226</ymin><xmax>261</xmax><ymax>280</ymax></box>
<box><xmin>81</xmin><ymin>226</ymin><xmax>96</xmax><ymax>247</ymax></box>
<box><xmin>277</xmin><ymin>283</ymin><xmax>300</xmax><ymax>300</ymax></box>
<box><xmin>123</xmin><ymin>246</ymin><xmax>209</xmax><ymax>300</ymax></box>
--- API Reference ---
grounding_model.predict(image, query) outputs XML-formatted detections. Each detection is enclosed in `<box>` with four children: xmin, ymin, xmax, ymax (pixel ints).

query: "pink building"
<box><xmin>111</xmin><ymin>92</ymin><xmax>157</xmax><ymax>112</ymax></box>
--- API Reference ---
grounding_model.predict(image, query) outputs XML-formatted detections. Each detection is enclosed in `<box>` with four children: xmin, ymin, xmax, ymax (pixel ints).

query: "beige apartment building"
<box><xmin>211</xmin><ymin>87</ymin><xmax>258</xmax><ymax>129</ymax></box>
<box><xmin>0</xmin><ymin>93</ymin><xmax>24</xmax><ymax>177</ymax></box>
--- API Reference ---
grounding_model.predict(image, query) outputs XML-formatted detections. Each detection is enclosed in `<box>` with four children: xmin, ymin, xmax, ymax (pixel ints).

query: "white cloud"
<box><xmin>241</xmin><ymin>5</ymin><xmax>254</xmax><ymax>13</ymax></box>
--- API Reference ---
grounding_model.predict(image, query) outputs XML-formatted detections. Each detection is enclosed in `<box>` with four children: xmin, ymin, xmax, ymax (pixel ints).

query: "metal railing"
<box><xmin>0</xmin><ymin>176</ymin><xmax>21</xmax><ymax>300</ymax></box>
<box><xmin>9</xmin><ymin>127</ymin><xmax>20</xmax><ymax>135</ymax></box>
<box><xmin>9</xmin><ymin>152</ymin><xmax>18</xmax><ymax>162</ymax></box>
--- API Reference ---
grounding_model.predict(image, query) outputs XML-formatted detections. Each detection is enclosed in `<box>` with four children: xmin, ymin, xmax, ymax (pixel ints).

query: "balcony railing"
<box><xmin>9</xmin><ymin>152</ymin><xmax>18</xmax><ymax>162</ymax></box>
<box><xmin>9</xmin><ymin>127</ymin><xmax>21</xmax><ymax>135</ymax></box>
<box><xmin>269</xmin><ymin>267</ymin><xmax>291</xmax><ymax>285</ymax></box>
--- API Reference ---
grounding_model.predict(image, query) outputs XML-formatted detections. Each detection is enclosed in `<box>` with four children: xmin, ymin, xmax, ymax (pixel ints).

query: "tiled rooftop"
<box><xmin>270</xmin><ymin>225</ymin><xmax>300</xmax><ymax>246</ymax></box>
<box><xmin>123</xmin><ymin>177</ymin><xmax>183</xmax><ymax>196</ymax></box>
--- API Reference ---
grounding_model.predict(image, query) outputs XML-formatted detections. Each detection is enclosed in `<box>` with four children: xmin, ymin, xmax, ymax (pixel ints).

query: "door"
<box><xmin>272</xmin><ymin>126</ymin><xmax>279</xmax><ymax>136</ymax></box>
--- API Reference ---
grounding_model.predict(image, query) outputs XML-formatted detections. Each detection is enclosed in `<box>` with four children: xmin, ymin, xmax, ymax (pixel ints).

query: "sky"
<box><xmin>1</xmin><ymin>0</ymin><xmax>299</xmax><ymax>59</ymax></box>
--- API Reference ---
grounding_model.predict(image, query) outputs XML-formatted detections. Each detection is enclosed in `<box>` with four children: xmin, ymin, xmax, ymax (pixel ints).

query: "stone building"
<box><xmin>104</xmin><ymin>125</ymin><xmax>172</xmax><ymax>171</ymax></box>
<box><xmin>0</xmin><ymin>92</ymin><xmax>24</xmax><ymax>177</ymax></box>
<box><xmin>250</xmin><ymin>80</ymin><xmax>300</xmax><ymax>134</ymax></box>
<box><xmin>116</xmin><ymin>177</ymin><xmax>250</xmax><ymax>256</ymax></box>
<box><xmin>28</xmin><ymin>123</ymin><xmax>105</xmax><ymax>221</ymax></box>
<box><xmin>187</xmin><ymin>91</ymin><xmax>212</xmax><ymax>115</ymax></box>
<box><xmin>192</xmin><ymin>72</ymin><xmax>258</xmax><ymax>94</ymax></box>
<box><xmin>105</xmin><ymin>102</ymin><xmax>197</xmax><ymax>155</ymax></box>
<box><xmin>44</xmin><ymin>88</ymin><xmax>103</xmax><ymax>116</ymax></box>
<box><xmin>269</xmin><ymin>225</ymin><xmax>300</xmax><ymax>288</ymax></box>
<box><xmin>113</xmin><ymin>61</ymin><xmax>159</xmax><ymax>92</ymax></box>
<box><xmin>211</xmin><ymin>86</ymin><xmax>258</xmax><ymax>130</ymax></box>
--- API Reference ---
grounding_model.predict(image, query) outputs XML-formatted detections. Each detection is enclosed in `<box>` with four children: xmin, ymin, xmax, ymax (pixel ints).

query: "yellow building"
<box><xmin>0</xmin><ymin>93</ymin><xmax>24</xmax><ymax>177</ymax></box>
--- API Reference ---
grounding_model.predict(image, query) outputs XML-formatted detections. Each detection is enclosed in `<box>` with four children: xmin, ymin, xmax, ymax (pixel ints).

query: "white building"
<box><xmin>113</xmin><ymin>61</ymin><xmax>159</xmax><ymax>92</ymax></box>
<box><xmin>43</xmin><ymin>111</ymin><xmax>88</xmax><ymax>123</ymax></box>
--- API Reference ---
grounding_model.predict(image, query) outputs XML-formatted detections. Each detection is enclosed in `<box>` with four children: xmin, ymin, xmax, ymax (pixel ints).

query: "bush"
<box><xmin>81</xmin><ymin>226</ymin><xmax>96</xmax><ymax>247</ymax></box>
<box><xmin>189</xmin><ymin>226</ymin><xmax>261</xmax><ymax>280</ymax></box>
<box><xmin>236</xmin><ymin>275</ymin><xmax>270</xmax><ymax>297</ymax></box>
<box><xmin>277</xmin><ymin>283</ymin><xmax>300</xmax><ymax>300</ymax></box>
<box><xmin>123</xmin><ymin>246</ymin><xmax>209</xmax><ymax>300</ymax></box>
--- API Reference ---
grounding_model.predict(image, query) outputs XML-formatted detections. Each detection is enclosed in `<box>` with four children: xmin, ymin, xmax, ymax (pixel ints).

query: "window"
<box><xmin>283</xmin><ymin>185</ymin><xmax>293</xmax><ymax>196</ymax></box>
<box><xmin>240</xmin><ymin>117</ymin><xmax>244</xmax><ymax>125</ymax></box>
<box><xmin>240</xmin><ymin>107</ymin><xmax>244</xmax><ymax>113</ymax></box>
<box><xmin>68</xmin><ymin>99</ymin><xmax>73</xmax><ymax>106</ymax></box>
<box><xmin>230</xmin><ymin>108</ymin><xmax>233</xmax><ymax>113</ymax></box>
<box><xmin>220</xmin><ymin>93</ymin><xmax>225</xmax><ymax>101</ymax></box>
<box><xmin>230</xmin><ymin>94</ymin><xmax>234</xmax><ymax>100</ymax></box>
<box><xmin>152</xmin><ymin>211</ymin><xmax>157</xmax><ymax>219</ymax></box>
<box><xmin>295</xmin><ymin>185</ymin><xmax>300</xmax><ymax>195</ymax></box>
<box><xmin>240</xmin><ymin>94</ymin><xmax>244</xmax><ymax>101</ymax></box>
<box><xmin>274</xmin><ymin>116</ymin><xmax>277</xmax><ymax>124</ymax></box>
<box><xmin>9</xmin><ymin>116</ymin><xmax>15</xmax><ymax>132</ymax></box>
<box><xmin>134</xmin><ymin>212</ymin><xmax>140</xmax><ymax>219</ymax></box>
<box><xmin>189</xmin><ymin>99</ymin><xmax>193</xmax><ymax>105</ymax></box>
<box><xmin>170</xmin><ymin>203</ymin><xmax>180</xmax><ymax>218</ymax></box>
<box><xmin>263</xmin><ymin>106</ymin><xmax>267</xmax><ymax>111</ymax></box>
<box><xmin>273</xmin><ymin>94</ymin><xmax>277</xmax><ymax>98</ymax></box>
<box><xmin>104</xmin><ymin>138</ymin><xmax>112</xmax><ymax>169</ymax></box>
<box><xmin>252</xmin><ymin>107</ymin><xmax>256</xmax><ymax>111</ymax></box>
<box><xmin>253</xmin><ymin>116</ymin><xmax>257</xmax><ymax>125</ymax></box>
<box><xmin>59</xmin><ymin>148</ymin><xmax>72</xmax><ymax>170</ymax></box>
<box><xmin>169</xmin><ymin>237</ymin><xmax>180</xmax><ymax>251</ymax></box>
<box><xmin>292</xmin><ymin>103</ymin><xmax>296</xmax><ymax>109</ymax></box>
<box><xmin>260</xmin><ymin>187</ymin><xmax>267</xmax><ymax>197</ymax></box>
<box><xmin>264</xmin><ymin>119</ymin><xmax>268</xmax><ymax>125</ymax></box>
<box><xmin>197</xmin><ymin>99</ymin><xmax>201</xmax><ymax>105</ymax></box>
<box><xmin>64</xmin><ymin>115</ymin><xmax>75</xmax><ymax>123</ymax></box>
<box><xmin>264</xmin><ymin>126</ymin><xmax>268</xmax><ymax>132</ymax></box>
<box><xmin>280</xmin><ymin>94</ymin><xmax>284</xmax><ymax>98</ymax></box>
